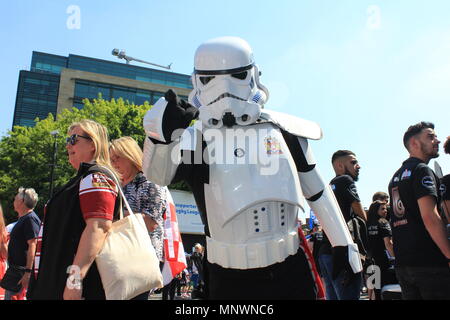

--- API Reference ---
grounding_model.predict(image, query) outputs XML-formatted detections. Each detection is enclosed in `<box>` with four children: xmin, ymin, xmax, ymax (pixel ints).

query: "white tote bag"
<box><xmin>95</xmin><ymin>170</ymin><xmax>163</xmax><ymax>300</ymax></box>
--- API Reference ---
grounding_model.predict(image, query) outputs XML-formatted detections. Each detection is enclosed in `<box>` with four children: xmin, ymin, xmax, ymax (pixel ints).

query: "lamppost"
<box><xmin>49</xmin><ymin>130</ymin><xmax>59</xmax><ymax>198</ymax></box>
<box><xmin>111</xmin><ymin>48</ymin><xmax>172</xmax><ymax>70</ymax></box>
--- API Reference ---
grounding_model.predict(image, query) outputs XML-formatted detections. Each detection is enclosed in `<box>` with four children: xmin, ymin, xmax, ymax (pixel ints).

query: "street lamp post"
<box><xmin>111</xmin><ymin>48</ymin><xmax>172</xmax><ymax>70</ymax></box>
<box><xmin>49</xmin><ymin>130</ymin><xmax>59</xmax><ymax>198</ymax></box>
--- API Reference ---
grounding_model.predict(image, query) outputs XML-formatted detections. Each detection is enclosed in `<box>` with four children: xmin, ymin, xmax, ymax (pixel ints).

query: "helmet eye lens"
<box><xmin>199</xmin><ymin>76</ymin><xmax>214</xmax><ymax>85</ymax></box>
<box><xmin>231</xmin><ymin>71</ymin><xmax>248</xmax><ymax>80</ymax></box>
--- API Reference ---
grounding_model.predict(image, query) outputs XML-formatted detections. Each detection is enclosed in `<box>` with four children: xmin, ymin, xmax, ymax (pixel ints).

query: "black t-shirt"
<box><xmin>330</xmin><ymin>175</ymin><xmax>361</xmax><ymax>222</ymax></box>
<box><xmin>367</xmin><ymin>218</ymin><xmax>392</xmax><ymax>270</ymax></box>
<box><xmin>319</xmin><ymin>175</ymin><xmax>361</xmax><ymax>256</ymax></box>
<box><xmin>310</xmin><ymin>231</ymin><xmax>323</xmax><ymax>258</ymax></box>
<box><xmin>310</xmin><ymin>231</ymin><xmax>324</xmax><ymax>274</ymax></box>
<box><xmin>388</xmin><ymin>157</ymin><xmax>446</xmax><ymax>267</ymax></box>
<box><xmin>440</xmin><ymin>174</ymin><xmax>450</xmax><ymax>223</ymax></box>
<box><xmin>7</xmin><ymin>211</ymin><xmax>41</xmax><ymax>266</ymax></box>
<box><xmin>441</xmin><ymin>174</ymin><xmax>450</xmax><ymax>201</ymax></box>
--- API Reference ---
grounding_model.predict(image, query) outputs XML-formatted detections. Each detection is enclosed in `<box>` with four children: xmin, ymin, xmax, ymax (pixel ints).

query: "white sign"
<box><xmin>170</xmin><ymin>189</ymin><xmax>204</xmax><ymax>235</ymax></box>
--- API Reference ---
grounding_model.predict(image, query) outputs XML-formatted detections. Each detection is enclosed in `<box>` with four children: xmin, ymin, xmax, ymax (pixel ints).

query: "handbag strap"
<box><xmin>115</xmin><ymin>177</ymin><xmax>134</xmax><ymax>220</ymax></box>
<box><xmin>97</xmin><ymin>165</ymin><xmax>135</xmax><ymax>220</ymax></box>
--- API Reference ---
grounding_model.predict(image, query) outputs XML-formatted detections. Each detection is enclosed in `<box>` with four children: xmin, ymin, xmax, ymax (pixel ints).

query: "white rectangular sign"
<box><xmin>169</xmin><ymin>189</ymin><xmax>205</xmax><ymax>235</ymax></box>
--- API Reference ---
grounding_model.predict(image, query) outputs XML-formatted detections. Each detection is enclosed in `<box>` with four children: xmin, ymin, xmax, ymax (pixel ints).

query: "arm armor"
<box><xmin>297</xmin><ymin>137</ymin><xmax>362</xmax><ymax>274</ymax></box>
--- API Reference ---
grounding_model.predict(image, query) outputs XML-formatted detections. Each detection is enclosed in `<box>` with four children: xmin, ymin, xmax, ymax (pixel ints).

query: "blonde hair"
<box><xmin>68</xmin><ymin>119</ymin><xmax>119</xmax><ymax>178</ymax></box>
<box><xmin>194</xmin><ymin>243</ymin><xmax>204</xmax><ymax>253</ymax></box>
<box><xmin>109</xmin><ymin>136</ymin><xmax>143</xmax><ymax>172</ymax></box>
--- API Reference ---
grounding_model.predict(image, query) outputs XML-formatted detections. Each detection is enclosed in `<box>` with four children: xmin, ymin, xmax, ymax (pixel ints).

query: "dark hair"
<box><xmin>372</xmin><ymin>191</ymin><xmax>389</xmax><ymax>202</ymax></box>
<box><xmin>403</xmin><ymin>121</ymin><xmax>434</xmax><ymax>150</ymax></box>
<box><xmin>444</xmin><ymin>136</ymin><xmax>450</xmax><ymax>155</ymax></box>
<box><xmin>367</xmin><ymin>200</ymin><xmax>388</xmax><ymax>225</ymax></box>
<box><xmin>331</xmin><ymin>150</ymin><xmax>355</xmax><ymax>164</ymax></box>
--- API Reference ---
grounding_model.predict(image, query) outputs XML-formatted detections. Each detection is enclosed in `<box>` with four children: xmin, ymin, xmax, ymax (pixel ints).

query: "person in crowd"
<box><xmin>162</xmin><ymin>276</ymin><xmax>177</xmax><ymax>300</ymax></box>
<box><xmin>28</xmin><ymin>119</ymin><xmax>121</xmax><ymax>300</ymax></box>
<box><xmin>388</xmin><ymin>121</ymin><xmax>450</xmax><ymax>299</ymax></box>
<box><xmin>367</xmin><ymin>200</ymin><xmax>396</xmax><ymax>300</ymax></box>
<box><xmin>2</xmin><ymin>188</ymin><xmax>40</xmax><ymax>300</ymax></box>
<box><xmin>142</xmin><ymin>37</ymin><xmax>361</xmax><ymax>300</ymax></box>
<box><xmin>318</xmin><ymin>150</ymin><xmax>365</xmax><ymax>300</ymax></box>
<box><xmin>183</xmin><ymin>253</ymin><xmax>193</xmax><ymax>296</ymax></box>
<box><xmin>188</xmin><ymin>243</ymin><xmax>204</xmax><ymax>297</ymax></box>
<box><xmin>175</xmin><ymin>271</ymin><xmax>183</xmax><ymax>297</ymax></box>
<box><xmin>368</xmin><ymin>190</ymin><xmax>391</xmax><ymax>299</ymax></box>
<box><xmin>308</xmin><ymin>220</ymin><xmax>324</xmax><ymax>278</ymax></box>
<box><xmin>109</xmin><ymin>136</ymin><xmax>167</xmax><ymax>300</ymax></box>
<box><xmin>330</xmin><ymin>150</ymin><xmax>367</xmax><ymax>222</ymax></box>
<box><xmin>0</xmin><ymin>208</ymin><xmax>27</xmax><ymax>301</ymax></box>
<box><xmin>440</xmin><ymin>136</ymin><xmax>450</xmax><ymax>224</ymax></box>
<box><xmin>372</xmin><ymin>192</ymin><xmax>389</xmax><ymax>204</ymax></box>
<box><xmin>0</xmin><ymin>205</ymin><xmax>7</xmax><ymax>300</ymax></box>
<box><xmin>372</xmin><ymin>191</ymin><xmax>391</xmax><ymax>221</ymax></box>
<box><xmin>179</xmin><ymin>268</ymin><xmax>190</xmax><ymax>298</ymax></box>
<box><xmin>307</xmin><ymin>220</ymin><xmax>327</xmax><ymax>296</ymax></box>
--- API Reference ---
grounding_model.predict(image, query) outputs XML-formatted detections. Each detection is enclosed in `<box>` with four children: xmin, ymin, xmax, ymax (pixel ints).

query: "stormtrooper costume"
<box><xmin>142</xmin><ymin>37</ymin><xmax>362</xmax><ymax>299</ymax></box>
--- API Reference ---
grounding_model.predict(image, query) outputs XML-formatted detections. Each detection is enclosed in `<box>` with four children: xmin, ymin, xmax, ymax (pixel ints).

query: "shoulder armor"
<box><xmin>260</xmin><ymin>109</ymin><xmax>323</xmax><ymax>140</ymax></box>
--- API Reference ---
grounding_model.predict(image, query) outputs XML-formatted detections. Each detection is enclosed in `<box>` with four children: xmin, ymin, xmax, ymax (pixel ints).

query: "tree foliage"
<box><xmin>0</xmin><ymin>97</ymin><xmax>189</xmax><ymax>224</ymax></box>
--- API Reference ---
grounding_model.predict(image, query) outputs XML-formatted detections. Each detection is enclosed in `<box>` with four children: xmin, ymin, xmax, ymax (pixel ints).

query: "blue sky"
<box><xmin>1</xmin><ymin>0</ymin><xmax>450</xmax><ymax>213</ymax></box>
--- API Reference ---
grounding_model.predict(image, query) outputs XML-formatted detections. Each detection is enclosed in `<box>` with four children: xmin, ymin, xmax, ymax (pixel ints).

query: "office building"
<box><xmin>12</xmin><ymin>51</ymin><xmax>192</xmax><ymax>127</ymax></box>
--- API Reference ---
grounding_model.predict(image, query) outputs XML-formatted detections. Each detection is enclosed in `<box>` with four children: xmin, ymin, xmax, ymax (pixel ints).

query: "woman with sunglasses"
<box><xmin>109</xmin><ymin>136</ymin><xmax>167</xmax><ymax>300</ymax></box>
<box><xmin>28</xmin><ymin>119</ymin><xmax>121</xmax><ymax>300</ymax></box>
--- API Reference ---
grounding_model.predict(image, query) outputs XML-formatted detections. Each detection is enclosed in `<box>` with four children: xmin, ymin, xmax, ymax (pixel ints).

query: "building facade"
<box><xmin>13</xmin><ymin>51</ymin><xmax>192</xmax><ymax>128</ymax></box>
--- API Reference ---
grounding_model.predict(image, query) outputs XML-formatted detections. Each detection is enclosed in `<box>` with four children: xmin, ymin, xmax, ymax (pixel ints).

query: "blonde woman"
<box><xmin>28</xmin><ymin>120</ymin><xmax>121</xmax><ymax>300</ymax></box>
<box><xmin>110</xmin><ymin>137</ymin><xmax>167</xmax><ymax>300</ymax></box>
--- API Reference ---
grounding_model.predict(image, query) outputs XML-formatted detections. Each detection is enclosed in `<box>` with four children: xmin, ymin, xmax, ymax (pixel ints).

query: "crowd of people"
<box><xmin>0</xmin><ymin>114</ymin><xmax>448</xmax><ymax>301</ymax></box>
<box><xmin>308</xmin><ymin>122</ymin><xmax>450</xmax><ymax>300</ymax></box>
<box><xmin>0</xmin><ymin>118</ymin><xmax>447</xmax><ymax>300</ymax></box>
<box><xmin>161</xmin><ymin>243</ymin><xmax>205</xmax><ymax>300</ymax></box>
<box><xmin>0</xmin><ymin>119</ymin><xmax>208</xmax><ymax>301</ymax></box>
<box><xmin>1</xmin><ymin>34</ymin><xmax>448</xmax><ymax>301</ymax></box>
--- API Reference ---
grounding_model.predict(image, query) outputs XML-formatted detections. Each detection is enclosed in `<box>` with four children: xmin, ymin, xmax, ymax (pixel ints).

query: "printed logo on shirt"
<box><xmin>391</xmin><ymin>186</ymin><xmax>406</xmax><ymax>220</ymax></box>
<box><xmin>421</xmin><ymin>176</ymin><xmax>434</xmax><ymax>189</ymax></box>
<box><xmin>368</xmin><ymin>225</ymin><xmax>379</xmax><ymax>236</ymax></box>
<box><xmin>91</xmin><ymin>173</ymin><xmax>114</xmax><ymax>188</ymax></box>
<box><xmin>401</xmin><ymin>169</ymin><xmax>411</xmax><ymax>181</ymax></box>
<box><xmin>234</xmin><ymin>148</ymin><xmax>245</xmax><ymax>158</ymax></box>
<box><xmin>264</xmin><ymin>136</ymin><xmax>283</xmax><ymax>155</ymax></box>
<box><xmin>79</xmin><ymin>173</ymin><xmax>118</xmax><ymax>197</ymax></box>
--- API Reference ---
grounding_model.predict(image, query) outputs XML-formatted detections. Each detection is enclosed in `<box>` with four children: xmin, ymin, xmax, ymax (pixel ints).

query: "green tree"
<box><xmin>0</xmin><ymin>97</ymin><xmax>189</xmax><ymax>224</ymax></box>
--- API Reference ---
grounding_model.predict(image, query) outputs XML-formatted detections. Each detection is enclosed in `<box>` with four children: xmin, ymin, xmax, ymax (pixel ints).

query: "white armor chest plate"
<box><xmin>202</xmin><ymin>123</ymin><xmax>304</xmax><ymax>269</ymax></box>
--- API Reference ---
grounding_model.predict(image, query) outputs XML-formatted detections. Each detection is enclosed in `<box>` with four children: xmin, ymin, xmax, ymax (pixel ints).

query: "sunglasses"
<box><xmin>66</xmin><ymin>134</ymin><xmax>92</xmax><ymax>145</ymax></box>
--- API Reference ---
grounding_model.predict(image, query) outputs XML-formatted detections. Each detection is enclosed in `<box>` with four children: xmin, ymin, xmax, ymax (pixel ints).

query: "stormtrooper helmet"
<box><xmin>188</xmin><ymin>36</ymin><xmax>269</xmax><ymax>128</ymax></box>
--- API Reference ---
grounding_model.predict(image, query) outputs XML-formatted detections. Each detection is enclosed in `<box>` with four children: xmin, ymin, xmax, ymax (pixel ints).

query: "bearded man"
<box><xmin>388</xmin><ymin>121</ymin><xmax>450</xmax><ymax>300</ymax></box>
